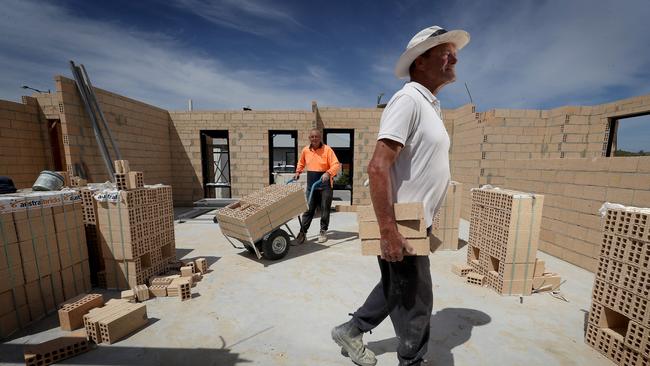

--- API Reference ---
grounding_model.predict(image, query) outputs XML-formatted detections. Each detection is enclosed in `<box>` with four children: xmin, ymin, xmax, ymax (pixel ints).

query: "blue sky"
<box><xmin>1</xmin><ymin>0</ymin><xmax>649</xmax><ymax>130</ymax></box>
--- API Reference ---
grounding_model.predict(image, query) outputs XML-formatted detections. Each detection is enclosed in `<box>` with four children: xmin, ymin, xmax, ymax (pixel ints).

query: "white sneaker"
<box><xmin>318</xmin><ymin>230</ymin><xmax>327</xmax><ymax>243</ymax></box>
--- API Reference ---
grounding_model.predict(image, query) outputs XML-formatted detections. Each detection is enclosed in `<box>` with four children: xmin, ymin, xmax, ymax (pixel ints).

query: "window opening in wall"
<box><xmin>323</xmin><ymin>129</ymin><xmax>354</xmax><ymax>204</ymax></box>
<box><xmin>269</xmin><ymin>130</ymin><xmax>298</xmax><ymax>185</ymax></box>
<box><xmin>608</xmin><ymin>114</ymin><xmax>650</xmax><ymax>157</ymax></box>
<box><xmin>200</xmin><ymin>130</ymin><xmax>231</xmax><ymax>198</ymax></box>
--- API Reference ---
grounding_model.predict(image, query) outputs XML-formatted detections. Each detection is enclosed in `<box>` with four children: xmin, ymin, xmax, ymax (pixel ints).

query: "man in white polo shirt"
<box><xmin>331</xmin><ymin>25</ymin><xmax>470</xmax><ymax>366</ymax></box>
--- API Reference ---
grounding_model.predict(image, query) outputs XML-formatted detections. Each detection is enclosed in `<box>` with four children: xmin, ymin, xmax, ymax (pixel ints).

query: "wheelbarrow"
<box><xmin>214</xmin><ymin>180</ymin><xmax>322</xmax><ymax>260</ymax></box>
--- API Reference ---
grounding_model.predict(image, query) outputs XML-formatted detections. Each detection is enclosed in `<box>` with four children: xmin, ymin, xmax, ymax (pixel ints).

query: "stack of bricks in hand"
<box><xmin>430</xmin><ymin>181</ymin><xmax>463</xmax><ymax>251</ymax></box>
<box><xmin>585</xmin><ymin>205</ymin><xmax>650</xmax><ymax>366</ymax></box>
<box><xmin>83</xmin><ymin>299</ymin><xmax>148</xmax><ymax>344</ymax></box>
<box><xmin>216</xmin><ymin>184</ymin><xmax>307</xmax><ymax>243</ymax></box>
<box><xmin>0</xmin><ymin>191</ymin><xmax>91</xmax><ymax>339</ymax></box>
<box><xmin>464</xmin><ymin>187</ymin><xmax>551</xmax><ymax>296</ymax></box>
<box><xmin>357</xmin><ymin>203</ymin><xmax>430</xmax><ymax>256</ymax></box>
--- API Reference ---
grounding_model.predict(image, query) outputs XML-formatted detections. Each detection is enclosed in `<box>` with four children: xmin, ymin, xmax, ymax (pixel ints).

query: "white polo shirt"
<box><xmin>377</xmin><ymin>81</ymin><xmax>451</xmax><ymax>228</ymax></box>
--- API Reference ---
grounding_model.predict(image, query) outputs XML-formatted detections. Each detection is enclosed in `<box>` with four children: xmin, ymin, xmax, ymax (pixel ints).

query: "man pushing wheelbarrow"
<box><xmin>293</xmin><ymin>128</ymin><xmax>341</xmax><ymax>244</ymax></box>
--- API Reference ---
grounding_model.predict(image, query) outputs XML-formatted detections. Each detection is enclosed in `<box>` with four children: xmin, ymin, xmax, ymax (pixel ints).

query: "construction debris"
<box><xmin>585</xmin><ymin>205</ymin><xmax>650</xmax><ymax>365</ymax></box>
<box><xmin>358</xmin><ymin>203</ymin><xmax>430</xmax><ymax>255</ymax></box>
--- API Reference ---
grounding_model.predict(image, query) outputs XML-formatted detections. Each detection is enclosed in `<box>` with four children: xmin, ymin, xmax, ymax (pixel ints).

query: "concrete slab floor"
<box><xmin>0</xmin><ymin>211</ymin><xmax>612</xmax><ymax>366</ymax></box>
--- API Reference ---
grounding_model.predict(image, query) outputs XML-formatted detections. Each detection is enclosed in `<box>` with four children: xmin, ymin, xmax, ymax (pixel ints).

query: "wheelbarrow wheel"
<box><xmin>261</xmin><ymin>229</ymin><xmax>290</xmax><ymax>260</ymax></box>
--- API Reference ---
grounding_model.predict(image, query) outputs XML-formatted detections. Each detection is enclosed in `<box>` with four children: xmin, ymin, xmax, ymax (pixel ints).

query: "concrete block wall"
<box><xmin>444</xmin><ymin>93</ymin><xmax>650</xmax><ymax>222</ymax></box>
<box><xmin>501</xmin><ymin>157</ymin><xmax>650</xmax><ymax>272</ymax></box>
<box><xmin>169</xmin><ymin>110</ymin><xmax>313</xmax><ymax>205</ymax></box>
<box><xmin>0</xmin><ymin>97</ymin><xmax>51</xmax><ymax>188</ymax></box>
<box><xmin>54</xmin><ymin>76</ymin><xmax>172</xmax><ymax>185</ymax></box>
<box><xmin>316</xmin><ymin>107</ymin><xmax>383</xmax><ymax>205</ymax></box>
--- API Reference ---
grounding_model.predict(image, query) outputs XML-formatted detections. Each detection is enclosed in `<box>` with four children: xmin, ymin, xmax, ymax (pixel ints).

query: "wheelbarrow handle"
<box><xmin>307</xmin><ymin>180</ymin><xmax>326</xmax><ymax>204</ymax></box>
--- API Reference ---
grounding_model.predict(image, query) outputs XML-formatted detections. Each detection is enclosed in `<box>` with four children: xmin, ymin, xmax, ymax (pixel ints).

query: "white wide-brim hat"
<box><xmin>394</xmin><ymin>25</ymin><xmax>470</xmax><ymax>79</ymax></box>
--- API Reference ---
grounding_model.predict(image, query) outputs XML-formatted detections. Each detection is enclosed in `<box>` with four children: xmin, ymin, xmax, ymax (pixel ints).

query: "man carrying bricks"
<box><xmin>294</xmin><ymin>128</ymin><xmax>341</xmax><ymax>244</ymax></box>
<box><xmin>331</xmin><ymin>25</ymin><xmax>470</xmax><ymax>366</ymax></box>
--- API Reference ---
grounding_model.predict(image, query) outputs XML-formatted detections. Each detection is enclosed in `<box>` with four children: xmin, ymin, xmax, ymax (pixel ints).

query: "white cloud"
<box><xmin>369</xmin><ymin>0</ymin><xmax>650</xmax><ymax>111</ymax></box>
<box><xmin>0</xmin><ymin>0</ymin><xmax>364</xmax><ymax>110</ymax></box>
<box><xmin>171</xmin><ymin>0</ymin><xmax>305</xmax><ymax>37</ymax></box>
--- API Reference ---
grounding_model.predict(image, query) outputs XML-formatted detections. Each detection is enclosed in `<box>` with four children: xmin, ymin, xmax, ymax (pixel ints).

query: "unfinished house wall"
<box><xmin>316</xmin><ymin>107</ymin><xmax>383</xmax><ymax>205</ymax></box>
<box><xmin>0</xmin><ymin>97</ymin><xmax>51</xmax><ymax>188</ymax></box>
<box><xmin>169</xmin><ymin>110</ymin><xmax>313</xmax><ymax>205</ymax></box>
<box><xmin>54</xmin><ymin>76</ymin><xmax>172</xmax><ymax>185</ymax></box>
<box><xmin>502</xmin><ymin>157</ymin><xmax>650</xmax><ymax>272</ymax></box>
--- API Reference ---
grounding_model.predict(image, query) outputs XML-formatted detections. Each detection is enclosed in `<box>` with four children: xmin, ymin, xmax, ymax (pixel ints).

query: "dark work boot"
<box><xmin>331</xmin><ymin>320</ymin><xmax>377</xmax><ymax>366</ymax></box>
<box><xmin>295</xmin><ymin>231</ymin><xmax>306</xmax><ymax>245</ymax></box>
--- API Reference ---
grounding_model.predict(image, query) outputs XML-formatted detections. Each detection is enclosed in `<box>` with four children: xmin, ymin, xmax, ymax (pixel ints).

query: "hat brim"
<box><xmin>394</xmin><ymin>30</ymin><xmax>470</xmax><ymax>79</ymax></box>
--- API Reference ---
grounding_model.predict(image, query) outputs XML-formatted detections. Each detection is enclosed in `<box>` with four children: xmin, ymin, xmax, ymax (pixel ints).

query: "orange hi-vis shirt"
<box><xmin>296</xmin><ymin>143</ymin><xmax>341</xmax><ymax>187</ymax></box>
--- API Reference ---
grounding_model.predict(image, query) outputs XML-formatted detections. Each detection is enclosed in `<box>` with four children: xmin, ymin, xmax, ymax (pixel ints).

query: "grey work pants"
<box><xmin>351</xmin><ymin>255</ymin><xmax>433</xmax><ymax>366</ymax></box>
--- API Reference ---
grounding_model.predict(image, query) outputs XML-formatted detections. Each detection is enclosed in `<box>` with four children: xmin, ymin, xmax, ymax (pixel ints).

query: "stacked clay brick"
<box><xmin>217</xmin><ymin>184</ymin><xmax>306</xmax><ymax>242</ymax></box>
<box><xmin>78</xmin><ymin>186</ymin><xmax>103</xmax><ymax>286</ymax></box>
<box><xmin>0</xmin><ymin>191</ymin><xmax>91</xmax><ymax>339</ymax></box>
<box><xmin>466</xmin><ymin>187</ymin><xmax>544</xmax><ymax>296</ymax></box>
<box><xmin>95</xmin><ymin>184</ymin><xmax>175</xmax><ymax>290</ymax></box>
<box><xmin>431</xmin><ymin>181</ymin><xmax>463</xmax><ymax>251</ymax></box>
<box><xmin>585</xmin><ymin>206</ymin><xmax>650</xmax><ymax>366</ymax></box>
<box><xmin>357</xmin><ymin>203</ymin><xmax>430</xmax><ymax>256</ymax></box>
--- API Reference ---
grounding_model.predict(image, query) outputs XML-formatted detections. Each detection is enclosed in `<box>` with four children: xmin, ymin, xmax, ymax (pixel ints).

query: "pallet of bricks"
<box><xmin>216</xmin><ymin>184</ymin><xmax>306</xmax><ymax>244</ymax></box>
<box><xmin>78</xmin><ymin>184</ymin><xmax>103</xmax><ymax>287</ymax></box>
<box><xmin>357</xmin><ymin>202</ymin><xmax>430</xmax><ymax>255</ymax></box>
<box><xmin>94</xmin><ymin>160</ymin><xmax>176</xmax><ymax>290</ymax></box>
<box><xmin>460</xmin><ymin>187</ymin><xmax>560</xmax><ymax>296</ymax></box>
<box><xmin>0</xmin><ymin>191</ymin><xmax>91</xmax><ymax>339</ymax></box>
<box><xmin>585</xmin><ymin>205</ymin><xmax>650</xmax><ymax>366</ymax></box>
<box><xmin>430</xmin><ymin>181</ymin><xmax>463</xmax><ymax>251</ymax></box>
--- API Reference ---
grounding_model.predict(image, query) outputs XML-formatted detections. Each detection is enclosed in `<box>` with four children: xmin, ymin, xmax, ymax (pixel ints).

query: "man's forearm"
<box><xmin>368</xmin><ymin>165</ymin><xmax>397</xmax><ymax>233</ymax></box>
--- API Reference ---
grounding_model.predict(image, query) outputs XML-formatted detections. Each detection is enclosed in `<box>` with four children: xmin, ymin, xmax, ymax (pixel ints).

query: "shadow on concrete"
<box><xmin>0</xmin><ymin>342</ymin><xmax>250</xmax><ymax>365</ymax></box>
<box><xmin>177</xmin><ymin>255</ymin><xmax>222</xmax><ymax>269</ymax></box>
<box><xmin>367</xmin><ymin>307</ymin><xmax>491</xmax><ymax>365</ymax></box>
<box><xmin>324</xmin><ymin>230</ymin><xmax>358</xmax><ymax>244</ymax></box>
<box><xmin>580</xmin><ymin>308</ymin><xmax>589</xmax><ymax>336</ymax></box>
<box><xmin>457</xmin><ymin>239</ymin><xmax>468</xmax><ymax>250</ymax></box>
<box><xmin>175</xmin><ymin>248</ymin><xmax>194</xmax><ymax>259</ymax></box>
<box><xmin>236</xmin><ymin>242</ymin><xmax>330</xmax><ymax>267</ymax></box>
